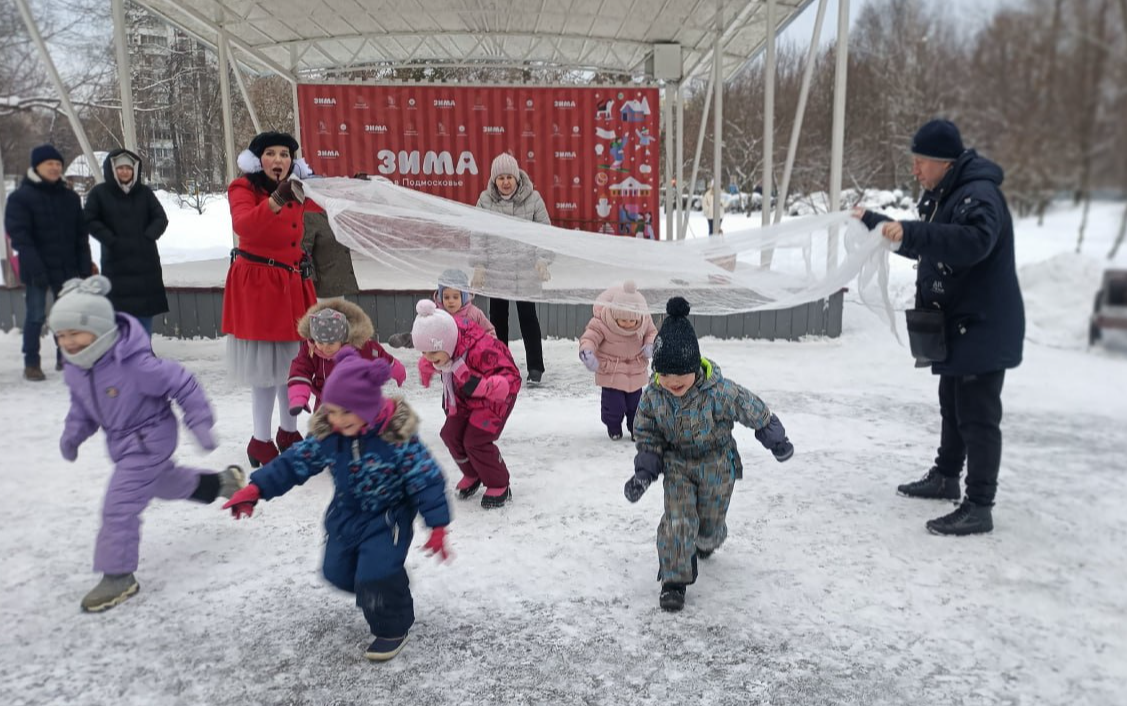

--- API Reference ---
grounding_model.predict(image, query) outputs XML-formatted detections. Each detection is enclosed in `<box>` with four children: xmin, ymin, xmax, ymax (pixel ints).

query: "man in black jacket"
<box><xmin>855</xmin><ymin>119</ymin><xmax>1025</xmax><ymax>536</ymax></box>
<box><xmin>85</xmin><ymin>149</ymin><xmax>169</xmax><ymax>335</ymax></box>
<box><xmin>5</xmin><ymin>144</ymin><xmax>92</xmax><ymax>380</ymax></box>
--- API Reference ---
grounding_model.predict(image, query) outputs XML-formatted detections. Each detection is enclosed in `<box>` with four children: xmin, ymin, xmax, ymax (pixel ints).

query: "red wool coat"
<box><xmin>221</xmin><ymin>177</ymin><xmax>318</xmax><ymax>340</ymax></box>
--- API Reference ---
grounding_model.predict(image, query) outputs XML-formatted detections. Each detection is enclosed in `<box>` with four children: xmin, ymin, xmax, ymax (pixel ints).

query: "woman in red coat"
<box><xmin>223</xmin><ymin>131</ymin><xmax>317</xmax><ymax>467</ymax></box>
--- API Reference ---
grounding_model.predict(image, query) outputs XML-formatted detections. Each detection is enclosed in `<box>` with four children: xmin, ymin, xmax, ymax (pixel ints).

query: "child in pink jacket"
<box><xmin>286</xmin><ymin>300</ymin><xmax>406</xmax><ymax>449</ymax></box>
<box><xmin>412</xmin><ymin>299</ymin><xmax>521</xmax><ymax>509</ymax></box>
<box><xmin>389</xmin><ymin>269</ymin><xmax>495</xmax><ymax>347</ymax></box>
<box><xmin>579</xmin><ymin>281</ymin><xmax>658</xmax><ymax>441</ymax></box>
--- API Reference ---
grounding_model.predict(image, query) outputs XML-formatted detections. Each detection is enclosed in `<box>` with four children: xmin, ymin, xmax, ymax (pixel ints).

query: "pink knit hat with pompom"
<box><xmin>410</xmin><ymin>299</ymin><xmax>459</xmax><ymax>356</ymax></box>
<box><xmin>608</xmin><ymin>280</ymin><xmax>648</xmax><ymax>322</ymax></box>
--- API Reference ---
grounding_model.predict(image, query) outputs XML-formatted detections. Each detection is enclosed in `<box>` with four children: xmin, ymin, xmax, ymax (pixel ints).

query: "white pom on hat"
<box><xmin>237</xmin><ymin>149</ymin><xmax>262</xmax><ymax>174</ymax></box>
<box><xmin>292</xmin><ymin>158</ymin><xmax>314</xmax><ymax>179</ymax></box>
<box><xmin>411</xmin><ymin>299</ymin><xmax>458</xmax><ymax>355</ymax></box>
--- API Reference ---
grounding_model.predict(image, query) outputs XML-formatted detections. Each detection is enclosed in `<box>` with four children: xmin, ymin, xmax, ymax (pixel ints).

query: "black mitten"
<box><xmin>624</xmin><ymin>474</ymin><xmax>651</xmax><ymax>503</ymax></box>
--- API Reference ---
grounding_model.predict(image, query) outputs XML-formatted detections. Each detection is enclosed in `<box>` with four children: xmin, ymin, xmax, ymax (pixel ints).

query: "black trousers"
<box><xmin>488</xmin><ymin>297</ymin><xmax>545</xmax><ymax>373</ymax></box>
<box><xmin>933</xmin><ymin>370</ymin><xmax>1006</xmax><ymax>505</ymax></box>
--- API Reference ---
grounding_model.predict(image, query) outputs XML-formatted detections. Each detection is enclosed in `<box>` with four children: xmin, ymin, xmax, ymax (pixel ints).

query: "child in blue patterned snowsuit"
<box><xmin>224</xmin><ymin>348</ymin><xmax>450</xmax><ymax>661</ymax></box>
<box><xmin>624</xmin><ymin>297</ymin><xmax>795</xmax><ymax>612</ymax></box>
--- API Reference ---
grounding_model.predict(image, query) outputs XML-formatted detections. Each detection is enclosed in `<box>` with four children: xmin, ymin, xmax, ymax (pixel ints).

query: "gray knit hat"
<box><xmin>308</xmin><ymin>308</ymin><xmax>350</xmax><ymax>344</ymax></box>
<box><xmin>490</xmin><ymin>152</ymin><xmax>519</xmax><ymax>181</ymax></box>
<box><xmin>48</xmin><ymin>276</ymin><xmax>116</xmax><ymax>337</ymax></box>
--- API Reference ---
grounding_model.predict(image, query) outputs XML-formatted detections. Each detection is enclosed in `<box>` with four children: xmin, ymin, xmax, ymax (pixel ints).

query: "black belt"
<box><xmin>231</xmin><ymin>248</ymin><xmax>311</xmax><ymax>278</ymax></box>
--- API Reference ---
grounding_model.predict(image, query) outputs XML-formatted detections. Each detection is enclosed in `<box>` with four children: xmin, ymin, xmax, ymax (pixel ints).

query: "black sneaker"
<box><xmin>364</xmin><ymin>633</ymin><xmax>409</xmax><ymax>661</ymax></box>
<box><xmin>526</xmin><ymin>370</ymin><xmax>543</xmax><ymax>385</ymax></box>
<box><xmin>659</xmin><ymin>583</ymin><xmax>686</xmax><ymax>612</ymax></box>
<box><xmin>926</xmin><ymin>500</ymin><xmax>994</xmax><ymax>536</ymax></box>
<box><xmin>480</xmin><ymin>487</ymin><xmax>512</xmax><ymax>509</ymax></box>
<box><xmin>897</xmin><ymin>468</ymin><xmax>961</xmax><ymax>500</ymax></box>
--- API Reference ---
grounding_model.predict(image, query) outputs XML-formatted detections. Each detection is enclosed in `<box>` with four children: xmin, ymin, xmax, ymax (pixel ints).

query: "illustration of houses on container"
<box><xmin>620</xmin><ymin>97</ymin><xmax>650</xmax><ymax>122</ymax></box>
<box><xmin>609</xmin><ymin>176</ymin><xmax>652</xmax><ymax>197</ymax></box>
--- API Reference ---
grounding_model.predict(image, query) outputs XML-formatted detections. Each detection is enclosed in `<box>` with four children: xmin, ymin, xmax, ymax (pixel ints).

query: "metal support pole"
<box><xmin>14</xmin><ymin>0</ymin><xmax>103</xmax><ymax>183</ymax></box>
<box><xmin>761</xmin><ymin>0</ymin><xmax>777</xmax><ymax>266</ymax></box>
<box><xmin>217</xmin><ymin>32</ymin><xmax>237</xmax><ymax>184</ymax></box>
<box><xmin>663</xmin><ymin>82</ymin><xmax>675</xmax><ymax>242</ymax></box>
<box><xmin>679</xmin><ymin>68</ymin><xmax>715</xmax><ymax>240</ymax></box>
<box><xmin>675</xmin><ymin>84</ymin><xmax>685</xmax><ymax>239</ymax></box>
<box><xmin>111</xmin><ymin>0</ymin><xmax>138</xmax><ymax>151</ymax></box>
<box><xmin>228</xmin><ymin>48</ymin><xmax>261</xmax><ymax>134</ymax></box>
<box><xmin>827</xmin><ymin>0</ymin><xmax>851</xmax><ymax>271</ymax></box>
<box><xmin>291</xmin><ymin>46</ymin><xmax>303</xmax><ymax>146</ymax></box>
<box><xmin>711</xmin><ymin>0</ymin><xmax>724</xmax><ymax>234</ymax></box>
<box><xmin>774</xmin><ymin>0</ymin><xmax>829</xmax><ymax>225</ymax></box>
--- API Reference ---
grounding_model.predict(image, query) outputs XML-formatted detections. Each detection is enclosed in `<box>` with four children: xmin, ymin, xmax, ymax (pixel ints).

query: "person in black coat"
<box><xmin>84</xmin><ymin>149</ymin><xmax>169</xmax><ymax>335</ymax></box>
<box><xmin>4</xmin><ymin>144</ymin><xmax>92</xmax><ymax>380</ymax></box>
<box><xmin>855</xmin><ymin>119</ymin><xmax>1025</xmax><ymax>537</ymax></box>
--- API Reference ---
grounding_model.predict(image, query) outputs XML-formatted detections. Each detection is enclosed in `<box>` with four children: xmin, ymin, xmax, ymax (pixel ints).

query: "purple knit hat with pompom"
<box><xmin>321</xmin><ymin>348</ymin><xmax>391</xmax><ymax>425</ymax></box>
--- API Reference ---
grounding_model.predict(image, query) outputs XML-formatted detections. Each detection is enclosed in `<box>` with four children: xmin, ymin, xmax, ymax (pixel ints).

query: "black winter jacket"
<box><xmin>864</xmin><ymin>150</ymin><xmax>1025</xmax><ymax>375</ymax></box>
<box><xmin>84</xmin><ymin>149</ymin><xmax>169</xmax><ymax>317</ymax></box>
<box><xmin>4</xmin><ymin>170</ymin><xmax>91</xmax><ymax>289</ymax></box>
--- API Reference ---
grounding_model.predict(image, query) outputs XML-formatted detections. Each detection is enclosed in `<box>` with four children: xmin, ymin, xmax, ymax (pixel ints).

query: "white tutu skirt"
<box><xmin>226</xmin><ymin>336</ymin><xmax>299</xmax><ymax>387</ymax></box>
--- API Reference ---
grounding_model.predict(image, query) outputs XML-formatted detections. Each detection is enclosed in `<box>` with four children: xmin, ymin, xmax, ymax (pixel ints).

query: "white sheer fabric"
<box><xmin>301</xmin><ymin>177</ymin><xmax>896</xmax><ymax>325</ymax></box>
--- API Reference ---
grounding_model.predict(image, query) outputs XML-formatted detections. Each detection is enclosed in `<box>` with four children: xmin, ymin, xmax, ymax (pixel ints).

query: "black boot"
<box><xmin>897</xmin><ymin>467</ymin><xmax>961</xmax><ymax>500</ymax></box>
<box><xmin>659</xmin><ymin>583</ymin><xmax>686</xmax><ymax>612</ymax></box>
<box><xmin>926</xmin><ymin>500</ymin><xmax>994</xmax><ymax>536</ymax></box>
<box><xmin>696</xmin><ymin>548</ymin><xmax>713</xmax><ymax>560</ymax></box>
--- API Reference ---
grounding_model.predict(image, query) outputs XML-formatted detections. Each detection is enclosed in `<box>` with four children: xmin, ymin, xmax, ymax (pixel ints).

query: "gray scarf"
<box><xmin>62</xmin><ymin>328</ymin><xmax>121</xmax><ymax>370</ymax></box>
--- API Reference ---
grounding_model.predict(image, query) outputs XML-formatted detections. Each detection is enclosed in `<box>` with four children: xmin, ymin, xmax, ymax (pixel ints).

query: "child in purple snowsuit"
<box><xmin>50</xmin><ymin>276</ymin><xmax>245</xmax><ymax>613</ymax></box>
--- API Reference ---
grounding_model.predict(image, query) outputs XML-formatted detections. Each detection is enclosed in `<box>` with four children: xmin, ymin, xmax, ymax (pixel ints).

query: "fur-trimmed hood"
<box><xmin>296</xmin><ymin>298</ymin><xmax>374</xmax><ymax>348</ymax></box>
<box><xmin>306</xmin><ymin>397</ymin><xmax>418</xmax><ymax>442</ymax></box>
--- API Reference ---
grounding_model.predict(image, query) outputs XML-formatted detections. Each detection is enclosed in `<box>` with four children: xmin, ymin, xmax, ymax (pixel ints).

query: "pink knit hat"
<box><xmin>321</xmin><ymin>348</ymin><xmax>391</xmax><ymax>425</ymax></box>
<box><xmin>410</xmin><ymin>299</ymin><xmax>459</xmax><ymax>355</ymax></box>
<box><xmin>608</xmin><ymin>280</ymin><xmax>648</xmax><ymax>322</ymax></box>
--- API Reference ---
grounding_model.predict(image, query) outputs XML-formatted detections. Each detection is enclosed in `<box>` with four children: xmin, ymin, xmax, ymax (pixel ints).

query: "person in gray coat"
<box><xmin>473</xmin><ymin>153</ymin><xmax>552</xmax><ymax>384</ymax></box>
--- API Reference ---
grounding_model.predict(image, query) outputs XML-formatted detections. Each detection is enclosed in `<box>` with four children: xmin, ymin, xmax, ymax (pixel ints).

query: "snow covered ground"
<box><xmin>1</xmin><ymin>199</ymin><xmax>1126</xmax><ymax>706</ymax></box>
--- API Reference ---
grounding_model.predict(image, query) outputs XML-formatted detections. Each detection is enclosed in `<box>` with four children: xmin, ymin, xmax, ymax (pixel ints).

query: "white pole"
<box><xmin>761</xmin><ymin>0</ymin><xmax>777</xmax><ymax>267</ymax></box>
<box><xmin>111</xmin><ymin>0</ymin><xmax>138</xmax><ymax>151</ymax></box>
<box><xmin>228</xmin><ymin>49</ymin><xmax>262</xmax><ymax>134</ymax></box>
<box><xmin>291</xmin><ymin>46</ymin><xmax>303</xmax><ymax>146</ymax></box>
<box><xmin>675</xmin><ymin>84</ymin><xmax>685</xmax><ymax>239</ymax></box>
<box><xmin>679</xmin><ymin>68</ymin><xmax>715</xmax><ymax>240</ymax></box>
<box><xmin>774</xmin><ymin>0</ymin><xmax>829</xmax><ymax>225</ymax></box>
<box><xmin>14</xmin><ymin>0</ymin><xmax>103</xmax><ymax>184</ymax></box>
<box><xmin>663</xmin><ymin>82</ymin><xmax>674</xmax><ymax>242</ymax></box>
<box><xmin>828</xmin><ymin>0</ymin><xmax>851</xmax><ymax>272</ymax></box>
<box><xmin>711</xmin><ymin>0</ymin><xmax>724</xmax><ymax>234</ymax></box>
<box><xmin>217</xmin><ymin>32</ymin><xmax>236</xmax><ymax>184</ymax></box>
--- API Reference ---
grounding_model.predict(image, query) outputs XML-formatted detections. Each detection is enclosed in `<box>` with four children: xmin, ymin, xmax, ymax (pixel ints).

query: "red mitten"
<box><xmin>222</xmin><ymin>483</ymin><xmax>261</xmax><ymax>519</ymax></box>
<box><xmin>472</xmin><ymin>375</ymin><xmax>510</xmax><ymax>403</ymax></box>
<box><xmin>417</xmin><ymin>356</ymin><xmax>436</xmax><ymax>388</ymax></box>
<box><xmin>422</xmin><ymin>526</ymin><xmax>449</xmax><ymax>561</ymax></box>
<box><xmin>390</xmin><ymin>358</ymin><xmax>407</xmax><ymax>387</ymax></box>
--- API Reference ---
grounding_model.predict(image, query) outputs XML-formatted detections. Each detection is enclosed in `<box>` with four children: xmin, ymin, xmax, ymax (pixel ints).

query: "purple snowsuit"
<box><xmin>61</xmin><ymin>314</ymin><xmax>217</xmax><ymax>574</ymax></box>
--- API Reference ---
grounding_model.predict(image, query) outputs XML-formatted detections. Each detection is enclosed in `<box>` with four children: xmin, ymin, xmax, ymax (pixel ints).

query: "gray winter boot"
<box><xmin>81</xmin><ymin>573</ymin><xmax>139</xmax><ymax>613</ymax></box>
<box><xmin>387</xmin><ymin>332</ymin><xmax>414</xmax><ymax>349</ymax></box>
<box><xmin>218</xmin><ymin>465</ymin><xmax>247</xmax><ymax>499</ymax></box>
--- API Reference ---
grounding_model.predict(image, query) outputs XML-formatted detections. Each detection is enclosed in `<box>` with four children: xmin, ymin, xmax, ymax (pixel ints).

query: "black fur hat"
<box><xmin>248</xmin><ymin>131</ymin><xmax>299</xmax><ymax>158</ymax></box>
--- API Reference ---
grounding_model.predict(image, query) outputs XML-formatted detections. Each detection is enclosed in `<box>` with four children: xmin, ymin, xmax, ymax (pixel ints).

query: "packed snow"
<box><xmin>1</xmin><ymin>197</ymin><xmax>1125</xmax><ymax>706</ymax></box>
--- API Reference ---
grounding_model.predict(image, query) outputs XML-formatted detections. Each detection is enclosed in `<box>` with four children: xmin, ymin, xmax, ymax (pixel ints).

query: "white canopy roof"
<box><xmin>131</xmin><ymin>0</ymin><xmax>814</xmax><ymax>82</ymax></box>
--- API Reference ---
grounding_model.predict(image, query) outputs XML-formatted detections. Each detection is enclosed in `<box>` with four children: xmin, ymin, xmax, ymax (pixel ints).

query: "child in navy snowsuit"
<box><xmin>50</xmin><ymin>276</ymin><xmax>244</xmax><ymax>613</ymax></box>
<box><xmin>224</xmin><ymin>348</ymin><xmax>450</xmax><ymax>662</ymax></box>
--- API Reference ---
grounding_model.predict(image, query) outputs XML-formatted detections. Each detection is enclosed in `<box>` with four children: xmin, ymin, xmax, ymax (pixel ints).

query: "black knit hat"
<box><xmin>248</xmin><ymin>131</ymin><xmax>299</xmax><ymax>158</ymax></box>
<box><xmin>910</xmin><ymin>119</ymin><xmax>964</xmax><ymax>161</ymax></box>
<box><xmin>30</xmin><ymin>144</ymin><xmax>65</xmax><ymax>168</ymax></box>
<box><xmin>651</xmin><ymin>297</ymin><xmax>700</xmax><ymax>375</ymax></box>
